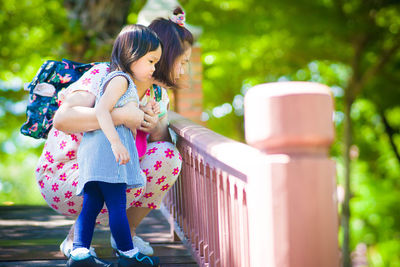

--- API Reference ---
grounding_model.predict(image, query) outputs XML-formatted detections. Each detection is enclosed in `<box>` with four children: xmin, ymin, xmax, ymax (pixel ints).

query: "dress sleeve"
<box><xmin>58</xmin><ymin>63</ymin><xmax>110</xmax><ymax>103</ymax></box>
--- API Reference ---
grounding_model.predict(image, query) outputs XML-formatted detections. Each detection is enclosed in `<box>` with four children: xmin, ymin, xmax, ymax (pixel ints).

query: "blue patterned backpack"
<box><xmin>21</xmin><ymin>59</ymin><xmax>164</xmax><ymax>139</ymax></box>
<box><xmin>20</xmin><ymin>59</ymin><xmax>100</xmax><ymax>139</ymax></box>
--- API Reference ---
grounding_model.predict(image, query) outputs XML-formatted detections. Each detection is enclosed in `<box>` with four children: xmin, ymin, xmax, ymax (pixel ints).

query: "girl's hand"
<box><xmin>139</xmin><ymin>104</ymin><xmax>159</xmax><ymax>133</ymax></box>
<box><xmin>111</xmin><ymin>141</ymin><xmax>130</xmax><ymax>165</ymax></box>
<box><xmin>151</xmin><ymin>101</ymin><xmax>161</xmax><ymax>115</ymax></box>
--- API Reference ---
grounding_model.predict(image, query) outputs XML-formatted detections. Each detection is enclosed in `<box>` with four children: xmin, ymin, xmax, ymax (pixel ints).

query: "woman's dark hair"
<box><xmin>110</xmin><ymin>24</ymin><xmax>161</xmax><ymax>78</ymax></box>
<box><xmin>148</xmin><ymin>7</ymin><xmax>194</xmax><ymax>89</ymax></box>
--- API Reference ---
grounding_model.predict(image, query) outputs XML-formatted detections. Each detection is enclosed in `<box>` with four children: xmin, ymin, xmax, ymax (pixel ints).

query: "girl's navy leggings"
<box><xmin>73</xmin><ymin>181</ymin><xmax>133</xmax><ymax>252</ymax></box>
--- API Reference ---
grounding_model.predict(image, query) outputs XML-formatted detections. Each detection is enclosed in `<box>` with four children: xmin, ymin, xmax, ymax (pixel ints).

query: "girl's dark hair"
<box><xmin>148</xmin><ymin>7</ymin><xmax>194</xmax><ymax>89</ymax></box>
<box><xmin>110</xmin><ymin>24</ymin><xmax>161</xmax><ymax>78</ymax></box>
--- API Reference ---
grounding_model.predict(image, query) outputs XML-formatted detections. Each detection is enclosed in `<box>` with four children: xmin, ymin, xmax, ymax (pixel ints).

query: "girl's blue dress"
<box><xmin>76</xmin><ymin>71</ymin><xmax>145</xmax><ymax>196</ymax></box>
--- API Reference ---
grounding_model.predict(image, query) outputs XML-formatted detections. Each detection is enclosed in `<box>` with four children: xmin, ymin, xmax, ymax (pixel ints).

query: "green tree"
<box><xmin>1</xmin><ymin>0</ymin><xmax>400</xmax><ymax>265</ymax></box>
<box><xmin>181</xmin><ymin>0</ymin><xmax>400</xmax><ymax>265</ymax></box>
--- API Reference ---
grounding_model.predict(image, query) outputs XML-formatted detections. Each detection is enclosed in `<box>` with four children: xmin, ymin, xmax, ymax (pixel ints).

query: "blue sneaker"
<box><xmin>117</xmin><ymin>252</ymin><xmax>160</xmax><ymax>267</ymax></box>
<box><xmin>66</xmin><ymin>255</ymin><xmax>112</xmax><ymax>267</ymax></box>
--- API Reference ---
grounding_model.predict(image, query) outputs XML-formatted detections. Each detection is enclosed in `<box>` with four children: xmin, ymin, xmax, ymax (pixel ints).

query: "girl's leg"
<box><xmin>98</xmin><ymin>182</ymin><xmax>133</xmax><ymax>252</ymax></box>
<box><xmin>73</xmin><ymin>182</ymin><xmax>104</xmax><ymax>250</ymax></box>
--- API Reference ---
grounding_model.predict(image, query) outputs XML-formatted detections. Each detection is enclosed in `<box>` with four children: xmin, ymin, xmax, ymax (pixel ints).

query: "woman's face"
<box><xmin>130</xmin><ymin>45</ymin><xmax>162</xmax><ymax>83</ymax></box>
<box><xmin>173</xmin><ymin>47</ymin><xmax>192</xmax><ymax>81</ymax></box>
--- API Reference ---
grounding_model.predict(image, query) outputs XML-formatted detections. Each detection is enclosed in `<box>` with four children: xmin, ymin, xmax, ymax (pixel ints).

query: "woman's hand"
<box><xmin>139</xmin><ymin>103</ymin><xmax>159</xmax><ymax>133</ymax></box>
<box><xmin>119</xmin><ymin>102</ymin><xmax>144</xmax><ymax>132</ymax></box>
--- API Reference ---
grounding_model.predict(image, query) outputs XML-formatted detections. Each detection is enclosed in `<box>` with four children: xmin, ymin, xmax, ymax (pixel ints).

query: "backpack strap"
<box><xmin>26</xmin><ymin>60</ymin><xmax>58</xmax><ymax>93</ymax></box>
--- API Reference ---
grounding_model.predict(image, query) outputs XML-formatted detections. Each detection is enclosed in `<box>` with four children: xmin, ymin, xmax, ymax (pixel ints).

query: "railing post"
<box><xmin>244</xmin><ymin>82</ymin><xmax>339</xmax><ymax>267</ymax></box>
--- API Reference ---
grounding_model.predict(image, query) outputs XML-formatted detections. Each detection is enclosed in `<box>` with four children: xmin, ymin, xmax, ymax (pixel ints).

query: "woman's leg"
<box><xmin>126</xmin><ymin>141</ymin><xmax>182</xmax><ymax>234</ymax></box>
<box><xmin>66</xmin><ymin>223</ymin><xmax>75</xmax><ymax>242</ymax></box>
<box><xmin>126</xmin><ymin>207</ymin><xmax>151</xmax><ymax>236</ymax></box>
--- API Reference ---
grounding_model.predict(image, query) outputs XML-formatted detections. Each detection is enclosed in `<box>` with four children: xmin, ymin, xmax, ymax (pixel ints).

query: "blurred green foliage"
<box><xmin>1</xmin><ymin>0</ymin><xmax>399</xmax><ymax>265</ymax></box>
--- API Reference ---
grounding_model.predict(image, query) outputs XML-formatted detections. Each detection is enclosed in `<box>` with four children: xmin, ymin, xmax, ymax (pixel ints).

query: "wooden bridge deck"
<box><xmin>0</xmin><ymin>205</ymin><xmax>198</xmax><ymax>267</ymax></box>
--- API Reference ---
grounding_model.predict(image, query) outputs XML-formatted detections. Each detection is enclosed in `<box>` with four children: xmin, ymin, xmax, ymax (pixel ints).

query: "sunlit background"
<box><xmin>1</xmin><ymin>0</ymin><xmax>400</xmax><ymax>266</ymax></box>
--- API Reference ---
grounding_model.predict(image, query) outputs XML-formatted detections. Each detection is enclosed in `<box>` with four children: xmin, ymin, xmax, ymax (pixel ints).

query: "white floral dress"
<box><xmin>35</xmin><ymin>63</ymin><xmax>182</xmax><ymax>225</ymax></box>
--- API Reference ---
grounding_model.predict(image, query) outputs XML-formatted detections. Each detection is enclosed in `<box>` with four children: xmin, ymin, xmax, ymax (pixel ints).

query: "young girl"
<box><xmin>67</xmin><ymin>25</ymin><xmax>161</xmax><ymax>267</ymax></box>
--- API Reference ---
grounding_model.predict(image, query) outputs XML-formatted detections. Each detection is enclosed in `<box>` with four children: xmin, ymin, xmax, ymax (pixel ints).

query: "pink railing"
<box><xmin>162</xmin><ymin>82</ymin><xmax>340</xmax><ymax>267</ymax></box>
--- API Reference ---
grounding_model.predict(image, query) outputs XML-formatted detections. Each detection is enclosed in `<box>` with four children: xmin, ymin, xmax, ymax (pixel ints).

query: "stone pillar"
<box><xmin>244</xmin><ymin>82</ymin><xmax>340</xmax><ymax>267</ymax></box>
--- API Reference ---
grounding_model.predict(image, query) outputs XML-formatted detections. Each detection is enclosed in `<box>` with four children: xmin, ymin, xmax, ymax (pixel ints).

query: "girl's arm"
<box><xmin>53</xmin><ymin>90</ymin><xmax>143</xmax><ymax>133</ymax></box>
<box><xmin>96</xmin><ymin>76</ymin><xmax>135</xmax><ymax>164</ymax></box>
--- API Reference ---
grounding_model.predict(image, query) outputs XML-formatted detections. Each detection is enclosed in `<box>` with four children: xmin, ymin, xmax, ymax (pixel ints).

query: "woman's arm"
<box><xmin>138</xmin><ymin>105</ymin><xmax>170</xmax><ymax>142</ymax></box>
<box><xmin>140</xmin><ymin>87</ymin><xmax>171</xmax><ymax>142</ymax></box>
<box><xmin>148</xmin><ymin>114</ymin><xmax>170</xmax><ymax>142</ymax></box>
<box><xmin>53</xmin><ymin>90</ymin><xmax>143</xmax><ymax>134</ymax></box>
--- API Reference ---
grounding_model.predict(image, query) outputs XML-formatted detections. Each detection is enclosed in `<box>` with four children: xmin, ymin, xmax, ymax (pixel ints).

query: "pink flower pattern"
<box><xmin>60</xmin><ymin>141</ymin><xmax>67</xmax><ymax>150</ymax></box>
<box><xmin>68</xmin><ymin>209</ymin><xmax>77</xmax><ymax>214</ymax></box>
<box><xmin>57</xmin><ymin>163</ymin><xmax>65</xmax><ymax>170</ymax></box>
<box><xmin>65</xmin><ymin>191</ymin><xmax>73</xmax><ymax>199</ymax></box>
<box><xmin>134</xmin><ymin>189</ymin><xmax>143</xmax><ymax>197</ymax></box>
<box><xmin>154</xmin><ymin>161</ymin><xmax>162</xmax><ymax>171</ymax></box>
<box><xmin>172</xmin><ymin>167</ymin><xmax>180</xmax><ymax>175</ymax></box>
<box><xmin>146</xmin><ymin>147</ymin><xmax>158</xmax><ymax>155</ymax></box>
<box><xmin>148</xmin><ymin>203</ymin><xmax>157</xmax><ymax>209</ymax></box>
<box><xmin>59</xmin><ymin>173</ymin><xmax>66</xmax><ymax>181</ymax></box>
<box><xmin>66</xmin><ymin>150</ymin><xmax>75</xmax><ymax>160</ymax></box>
<box><xmin>45</xmin><ymin>151</ymin><xmax>54</xmax><ymax>163</ymax></box>
<box><xmin>144</xmin><ymin>192</ymin><xmax>154</xmax><ymax>198</ymax></box>
<box><xmin>161</xmin><ymin>184</ymin><xmax>170</xmax><ymax>191</ymax></box>
<box><xmin>82</xmin><ymin>78</ymin><xmax>91</xmax><ymax>86</ymax></box>
<box><xmin>156</xmin><ymin>176</ymin><xmax>166</xmax><ymax>185</ymax></box>
<box><xmin>90</xmin><ymin>69</ymin><xmax>100</xmax><ymax>75</ymax></box>
<box><xmin>51</xmin><ymin>183</ymin><xmax>59</xmax><ymax>192</ymax></box>
<box><xmin>71</xmin><ymin>134</ymin><xmax>78</xmax><ymax>142</ymax></box>
<box><xmin>164</xmin><ymin>148</ymin><xmax>174</xmax><ymax>159</ymax></box>
<box><xmin>134</xmin><ymin>201</ymin><xmax>142</xmax><ymax>207</ymax></box>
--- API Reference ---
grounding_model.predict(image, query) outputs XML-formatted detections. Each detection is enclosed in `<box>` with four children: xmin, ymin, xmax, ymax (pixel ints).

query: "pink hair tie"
<box><xmin>171</xmin><ymin>12</ymin><xmax>185</xmax><ymax>27</ymax></box>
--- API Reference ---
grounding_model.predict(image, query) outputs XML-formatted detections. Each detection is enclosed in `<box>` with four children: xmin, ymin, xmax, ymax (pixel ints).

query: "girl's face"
<box><xmin>130</xmin><ymin>45</ymin><xmax>162</xmax><ymax>83</ymax></box>
<box><xmin>173</xmin><ymin>46</ymin><xmax>192</xmax><ymax>81</ymax></box>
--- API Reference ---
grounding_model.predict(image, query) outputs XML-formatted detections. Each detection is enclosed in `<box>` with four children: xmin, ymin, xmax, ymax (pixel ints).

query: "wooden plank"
<box><xmin>0</xmin><ymin>206</ymin><xmax>198</xmax><ymax>266</ymax></box>
<box><xmin>0</xmin><ymin>260</ymin><xmax>200</xmax><ymax>267</ymax></box>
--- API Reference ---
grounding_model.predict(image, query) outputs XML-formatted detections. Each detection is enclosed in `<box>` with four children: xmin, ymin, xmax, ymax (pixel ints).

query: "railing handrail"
<box><xmin>168</xmin><ymin>111</ymin><xmax>277</xmax><ymax>182</ymax></box>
